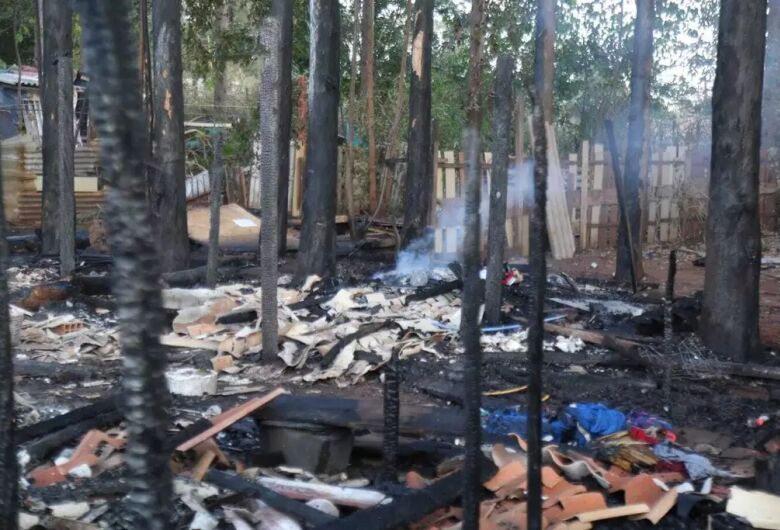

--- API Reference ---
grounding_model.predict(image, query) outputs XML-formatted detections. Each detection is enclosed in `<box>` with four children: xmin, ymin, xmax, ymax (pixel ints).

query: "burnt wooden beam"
<box><xmin>56</xmin><ymin>4</ymin><xmax>76</xmax><ymax>277</ymax></box>
<box><xmin>484</xmin><ymin>55</ymin><xmax>513</xmax><ymax>325</ymax></box>
<box><xmin>320</xmin><ymin>321</ymin><xmax>392</xmax><ymax>368</ymax></box>
<box><xmin>401</xmin><ymin>0</ymin><xmax>434</xmax><ymax>247</ymax></box>
<box><xmin>207</xmin><ymin>470</ymin><xmax>336</xmax><ymax>527</ymax></box>
<box><xmin>315</xmin><ymin>458</ymin><xmax>496</xmax><ymax>530</ymax></box>
<box><xmin>605</xmin><ymin>120</ymin><xmax>637</xmax><ymax>293</ymax></box>
<box><xmin>295</xmin><ymin>0</ymin><xmax>340</xmax><ymax>281</ymax></box>
<box><xmin>17</xmin><ymin>396</ymin><xmax>118</xmax><ymax>444</ymax></box>
<box><xmin>22</xmin><ymin>409</ymin><xmax>124</xmax><ymax>463</ymax></box>
<box><xmin>206</xmin><ymin>134</ymin><xmax>224</xmax><ymax>288</ymax></box>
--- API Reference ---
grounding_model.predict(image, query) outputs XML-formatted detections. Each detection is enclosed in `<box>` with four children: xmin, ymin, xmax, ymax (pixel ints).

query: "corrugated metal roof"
<box><xmin>0</xmin><ymin>71</ymin><xmax>39</xmax><ymax>88</ymax></box>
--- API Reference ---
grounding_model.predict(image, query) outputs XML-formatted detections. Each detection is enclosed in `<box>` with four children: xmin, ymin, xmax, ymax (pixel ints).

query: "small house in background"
<box><xmin>1</xmin><ymin>66</ymin><xmax>102</xmax><ymax>228</ymax></box>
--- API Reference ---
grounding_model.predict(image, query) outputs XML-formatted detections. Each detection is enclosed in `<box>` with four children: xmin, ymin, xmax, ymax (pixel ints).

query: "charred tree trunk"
<box><xmin>260</xmin><ymin>12</ymin><xmax>281</xmax><ymax>360</ymax></box>
<box><xmin>540</xmin><ymin>0</ymin><xmax>555</xmax><ymax>122</ymax></box>
<box><xmin>0</xmin><ymin>146</ymin><xmax>18</xmax><ymax>530</ymax></box>
<box><xmin>56</xmin><ymin>8</ymin><xmax>75</xmax><ymax>276</ymax></box>
<box><xmin>361</xmin><ymin>0</ymin><xmax>377</xmax><ymax>211</ymax></box>
<box><xmin>484</xmin><ymin>56</ymin><xmax>513</xmax><ymax>326</ymax></box>
<box><xmin>527</xmin><ymin>1</ymin><xmax>554</xmax><ymax>529</ymax></box>
<box><xmin>76</xmin><ymin>1</ymin><xmax>172</xmax><ymax>527</ymax></box>
<box><xmin>344</xmin><ymin>0</ymin><xmax>361</xmax><ymax>240</ymax></box>
<box><xmin>401</xmin><ymin>0</ymin><xmax>433</xmax><ymax>247</ymax></box>
<box><xmin>701</xmin><ymin>0</ymin><xmax>766</xmax><ymax>363</ymax></box>
<box><xmin>151</xmin><ymin>0</ymin><xmax>189</xmax><ymax>272</ymax></box>
<box><xmin>139</xmin><ymin>0</ymin><xmax>153</xmax><ymax>142</ymax></box>
<box><xmin>461</xmin><ymin>2</ymin><xmax>486</xmax><ymax>528</ymax></box>
<box><xmin>616</xmin><ymin>0</ymin><xmax>654</xmax><ymax>282</ymax></box>
<box><xmin>41</xmin><ymin>0</ymin><xmax>71</xmax><ymax>255</ymax></box>
<box><xmin>206</xmin><ymin>134</ymin><xmax>224</xmax><ymax>289</ymax></box>
<box><xmin>295</xmin><ymin>0</ymin><xmax>341</xmax><ymax>282</ymax></box>
<box><xmin>277</xmin><ymin>0</ymin><xmax>294</xmax><ymax>255</ymax></box>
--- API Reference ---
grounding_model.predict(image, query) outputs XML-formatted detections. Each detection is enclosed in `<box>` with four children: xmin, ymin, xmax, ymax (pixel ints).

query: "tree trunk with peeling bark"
<box><xmin>151</xmin><ymin>0</ymin><xmax>189</xmax><ymax>272</ymax></box>
<box><xmin>616</xmin><ymin>0</ymin><xmax>654</xmax><ymax>283</ymax></box>
<box><xmin>57</xmin><ymin>22</ymin><xmax>75</xmax><ymax>277</ymax></box>
<box><xmin>295</xmin><ymin>0</ymin><xmax>340</xmax><ymax>282</ymax></box>
<box><xmin>401</xmin><ymin>0</ymin><xmax>433</xmax><ymax>247</ymax></box>
<box><xmin>701</xmin><ymin>0</ymin><xmax>766</xmax><ymax>363</ymax></box>
<box><xmin>75</xmin><ymin>1</ymin><xmax>172</xmax><ymax>528</ymax></box>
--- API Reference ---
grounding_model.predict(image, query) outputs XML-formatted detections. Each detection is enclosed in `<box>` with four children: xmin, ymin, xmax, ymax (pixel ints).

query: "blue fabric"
<box><xmin>481</xmin><ymin>409</ymin><xmax>552</xmax><ymax>439</ymax></box>
<box><xmin>564</xmin><ymin>403</ymin><xmax>626</xmax><ymax>446</ymax></box>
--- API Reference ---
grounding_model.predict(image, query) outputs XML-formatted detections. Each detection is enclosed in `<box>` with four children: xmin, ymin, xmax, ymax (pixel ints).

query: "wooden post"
<box><xmin>701</xmin><ymin>0</ymin><xmax>766</xmax><ymax>362</ymax></box>
<box><xmin>528</xmin><ymin>0</ymin><xmax>554</xmax><ymax>528</ymax></box>
<box><xmin>56</xmin><ymin>6</ymin><xmax>75</xmax><ymax>276</ymax></box>
<box><xmin>401</xmin><ymin>0</ymin><xmax>433</xmax><ymax>247</ymax></box>
<box><xmin>616</xmin><ymin>0</ymin><xmax>654</xmax><ymax>282</ymax></box>
<box><xmin>462</xmin><ymin>1</ymin><xmax>486</xmax><ymax>527</ymax></box>
<box><xmin>361</xmin><ymin>0</ymin><xmax>378</xmax><ymax>212</ymax></box>
<box><xmin>605</xmin><ymin>120</ymin><xmax>637</xmax><ymax>293</ymax></box>
<box><xmin>152</xmin><ymin>0</ymin><xmax>190</xmax><ymax>272</ymax></box>
<box><xmin>295</xmin><ymin>0</ymin><xmax>340</xmax><ymax>281</ymax></box>
<box><xmin>206</xmin><ymin>134</ymin><xmax>224</xmax><ymax>288</ymax></box>
<box><xmin>515</xmin><ymin>96</ymin><xmax>525</xmax><ymax>162</ymax></box>
<box><xmin>260</xmin><ymin>12</ymin><xmax>281</xmax><ymax>360</ymax></box>
<box><xmin>579</xmin><ymin>140</ymin><xmax>590</xmax><ymax>249</ymax></box>
<box><xmin>484</xmin><ymin>55</ymin><xmax>513</xmax><ymax>326</ymax></box>
<box><xmin>76</xmin><ymin>0</ymin><xmax>172</xmax><ymax>525</ymax></box>
<box><xmin>344</xmin><ymin>0</ymin><xmax>360</xmax><ymax>240</ymax></box>
<box><xmin>276</xmin><ymin>0</ymin><xmax>294</xmax><ymax>255</ymax></box>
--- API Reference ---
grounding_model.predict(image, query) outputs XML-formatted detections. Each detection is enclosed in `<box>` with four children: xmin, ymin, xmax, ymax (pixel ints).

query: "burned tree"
<box><xmin>0</xmin><ymin>154</ymin><xmax>17</xmax><ymax>530</ymax></box>
<box><xmin>401</xmin><ymin>0</ymin><xmax>433</xmax><ymax>247</ymax></box>
<box><xmin>701</xmin><ymin>0</ymin><xmax>767</xmax><ymax>362</ymax></box>
<box><xmin>361</xmin><ymin>0</ymin><xmax>377</xmax><ymax>211</ymax></box>
<box><xmin>461</xmin><ymin>1</ymin><xmax>486</xmax><ymax>528</ymax></box>
<box><xmin>151</xmin><ymin>0</ymin><xmax>189</xmax><ymax>272</ymax></box>
<box><xmin>616</xmin><ymin>0</ymin><xmax>654</xmax><ymax>283</ymax></box>
<box><xmin>295</xmin><ymin>0</ymin><xmax>341</xmax><ymax>281</ymax></box>
<box><xmin>40</xmin><ymin>0</ymin><xmax>72</xmax><ymax>255</ymax></box>
<box><xmin>76</xmin><ymin>1</ymin><xmax>172</xmax><ymax>527</ymax></box>
<box><xmin>484</xmin><ymin>55</ymin><xmax>513</xmax><ymax>326</ymax></box>
<box><xmin>527</xmin><ymin>0</ymin><xmax>555</xmax><ymax>528</ymax></box>
<box><xmin>259</xmin><ymin>10</ymin><xmax>282</xmax><ymax>360</ymax></box>
<box><xmin>276</xmin><ymin>0</ymin><xmax>294</xmax><ymax>255</ymax></box>
<box><xmin>206</xmin><ymin>134</ymin><xmax>224</xmax><ymax>289</ymax></box>
<box><xmin>764</xmin><ymin>0</ymin><xmax>780</xmax><ymax>151</ymax></box>
<box><xmin>539</xmin><ymin>0</ymin><xmax>555</xmax><ymax>121</ymax></box>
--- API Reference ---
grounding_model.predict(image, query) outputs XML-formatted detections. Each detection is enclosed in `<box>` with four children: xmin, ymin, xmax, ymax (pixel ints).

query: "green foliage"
<box><xmin>0</xmin><ymin>0</ymin><xmax>37</xmax><ymax>67</ymax></box>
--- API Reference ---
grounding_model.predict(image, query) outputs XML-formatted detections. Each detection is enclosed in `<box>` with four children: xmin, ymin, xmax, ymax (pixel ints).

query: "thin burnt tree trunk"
<box><xmin>378</xmin><ymin>0</ymin><xmax>413</xmax><ymax>216</ymax></box>
<box><xmin>277</xmin><ymin>0</ymin><xmax>294</xmax><ymax>255</ymax></box>
<box><xmin>461</xmin><ymin>2</ymin><xmax>486</xmax><ymax>528</ymax></box>
<box><xmin>344</xmin><ymin>0</ymin><xmax>361</xmax><ymax>240</ymax></box>
<box><xmin>41</xmin><ymin>0</ymin><xmax>71</xmax><ymax>255</ymax></box>
<box><xmin>139</xmin><ymin>0</ymin><xmax>153</xmax><ymax>142</ymax></box>
<box><xmin>0</xmin><ymin>145</ymin><xmax>18</xmax><ymax>530</ymax></box>
<box><xmin>295</xmin><ymin>0</ymin><xmax>341</xmax><ymax>282</ymax></box>
<box><xmin>540</xmin><ymin>0</ymin><xmax>555</xmax><ymax>121</ymax></box>
<box><xmin>401</xmin><ymin>0</ymin><xmax>433</xmax><ymax>247</ymax></box>
<box><xmin>57</xmin><ymin>22</ymin><xmax>75</xmax><ymax>277</ymax></box>
<box><xmin>484</xmin><ymin>55</ymin><xmax>513</xmax><ymax>326</ymax></box>
<box><xmin>616</xmin><ymin>0</ymin><xmax>654</xmax><ymax>282</ymax></box>
<box><xmin>206</xmin><ymin>134</ymin><xmax>223</xmax><ymax>288</ymax></box>
<box><xmin>361</xmin><ymin>0</ymin><xmax>377</xmax><ymax>211</ymax></box>
<box><xmin>260</xmin><ymin>12</ymin><xmax>281</xmax><ymax>360</ymax></box>
<box><xmin>701</xmin><ymin>0</ymin><xmax>766</xmax><ymax>363</ymax></box>
<box><xmin>151</xmin><ymin>0</ymin><xmax>189</xmax><ymax>272</ymax></box>
<box><xmin>75</xmin><ymin>2</ymin><xmax>172</xmax><ymax>528</ymax></box>
<box><xmin>527</xmin><ymin>1</ymin><xmax>554</xmax><ymax>529</ymax></box>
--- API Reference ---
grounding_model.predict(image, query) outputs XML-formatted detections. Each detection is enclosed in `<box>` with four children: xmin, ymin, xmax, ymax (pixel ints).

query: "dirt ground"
<box><xmin>550</xmin><ymin>248</ymin><xmax>780</xmax><ymax>350</ymax></box>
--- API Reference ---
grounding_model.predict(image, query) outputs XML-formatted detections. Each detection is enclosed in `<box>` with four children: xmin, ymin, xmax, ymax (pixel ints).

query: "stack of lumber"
<box><xmin>1</xmin><ymin>135</ymin><xmax>104</xmax><ymax>227</ymax></box>
<box><xmin>545</xmin><ymin>123</ymin><xmax>576</xmax><ymax>259</ymax></box>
